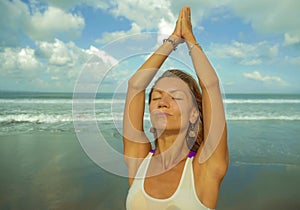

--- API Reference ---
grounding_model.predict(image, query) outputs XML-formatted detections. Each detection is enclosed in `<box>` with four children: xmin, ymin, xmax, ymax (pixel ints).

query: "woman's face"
<box><xmin>149</xmin><ymin>77</ymin><xmax>195</xmax><ymax>133</ymax></box>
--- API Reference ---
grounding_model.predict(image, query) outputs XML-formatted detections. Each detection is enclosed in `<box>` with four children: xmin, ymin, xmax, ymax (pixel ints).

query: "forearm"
<box><xmin>188</xmin><ymin>43</ymin><xmax>219</xmax><ymax>90</ymax></box>
<box><xmin>128</xmin><ymin>35</ymin><xmax>182</xmax><ymax>90</ymax></box>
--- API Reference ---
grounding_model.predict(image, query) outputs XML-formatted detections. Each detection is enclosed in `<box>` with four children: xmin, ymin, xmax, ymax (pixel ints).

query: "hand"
<box><xmin>172</xmin><ymin>7</ymin><xmax>183</xmax><ymax>38</ymax></box>
<box><xmin>172</xmin><ymin>6</ymin><xmax>197</xmax><ymax>44</ymax></box>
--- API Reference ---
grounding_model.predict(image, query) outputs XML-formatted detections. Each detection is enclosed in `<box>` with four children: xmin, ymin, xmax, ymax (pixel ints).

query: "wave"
<box><xmin>2</xmin><ymin>98</ymin><xmax>300</xmax><ymax>105</ymax></box>
<box><xmin>227</xmin><ymin>115</ymin><xmax>300</xmax><ymax>121</ymax></box>
<box><xmin>224</xmin><ymin>99</ymin><xmax>300</xmax><ymax>104</ymax></box>
<box><xmin>1</xmin><ymin>113</ymin><xmax>300</xmax><ymax>124</ymax></box>
<box><xmin>0</xmin><ymin>99</ymin><xmax>125</xmax><ymax>104</ymax></box>
<box><xmin>0</xmin><ymin>113</ymin><xmax>126</xmax><ymax>124</ymax></box>
<box><xmin>0</xmin><ymin>114</ymin><xmax>73</xmax><ymax>123</ymax></box>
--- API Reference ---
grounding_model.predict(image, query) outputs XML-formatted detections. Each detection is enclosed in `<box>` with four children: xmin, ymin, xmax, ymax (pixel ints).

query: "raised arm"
<box><xmin>181</xmin><ymin>7</ymin><xmax>229</xmax><ymax>177</ymax></box>
<box><xmin>123</xmin><ymin>14</ymin><xmax>183</xmax><ymax>181</ymax></box>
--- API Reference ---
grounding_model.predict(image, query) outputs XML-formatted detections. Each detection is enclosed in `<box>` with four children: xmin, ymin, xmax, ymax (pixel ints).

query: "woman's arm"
<box><xmin>182</xmin><ymin>7</ymin><xmax>229</xmax><ymax>177</ymax></box>
<box><xmin>123</xmin><ymin>27</ymin><xmax>183</xmax><ymax>182</ymax></box>
<box><xmin>191</xmin><ymin>44</ymin><xmax>229</xmax><ymax>176</ymax></box>
<box><xmin>178</xmin><ymin>6</ymin><xmax>228</xmax><ymax>207</ymax></box>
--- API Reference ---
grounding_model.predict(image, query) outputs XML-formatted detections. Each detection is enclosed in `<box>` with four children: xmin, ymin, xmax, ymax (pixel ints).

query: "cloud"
<box><xmin>284</xmin><ymin>56</ymin><xmax>300</xmax><ymax>66</ymax></box>
<box><xmin>95</xmin><ymin>23</ymin><xmax>142</xmax><ymax>44</ymax></box>
<box><xmin>230</xmin><ymin>0</ymin><xmax>300</xmax><ymax>45</ymax></box>
<box><xmin>25</xmin><ymin>6</ymin><xmax>85</xmax><ymax>41</ymax></box>
<box><xmin>209</xmin><ymin>41</ymin><xmax>279</xmax><ymax>65</ymax></box>
<box><xmin>86</xmin><ymin>46</ymin><xmax>118</xmax><ymax>66</ymax></box>
<box><xmin>0</xmin><ymin>0</ymin><xmax>85</xmax><ymax>45</ymax></box>
<box><xmin>0</xmin><ymin>47</ymin><xmax>42</xmax><ymax>76</ymax></box>
<box><xmin>110</xmin><ymin>0</ymin><xmax>173</xmax><ymax>30</ymax></box>
<box><xmin>0</xmin><ymin>0</ymin><xmax>29</xmax><ymax>47</ymax></box>
<box><xmin>0</xmin><ymin>33</ymin><xmax>121</xmax><ymax>91</ymax></box>
<box><xmin>35</xmin><ymin>39</ymin><xmax>92</xmax><ymax>82</ymax></box>
<box><xmin>37</xmin><ymin>0</ymin><xmax>114</xmax><ymax>10</ymax></box>
<box><xmin>283</xmin><ymin>33</ymin><xmax>300</xmax><ymax>46</ymax></box>
<box><xmin>35</xmin><ymin>39</ymin><xmax>86</xmax><ymax>67</ymax></box>
<box><xmin>243</xmin><ymin>71</ymin><xmax>287</xmax><ymax>86</ymax></box>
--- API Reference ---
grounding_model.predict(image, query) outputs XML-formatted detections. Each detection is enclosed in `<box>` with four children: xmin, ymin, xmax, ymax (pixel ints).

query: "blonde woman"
<box><xmin>123</xmin><ymin>6</ymin><xmax>229</xmax><ymax>210</ymax></box>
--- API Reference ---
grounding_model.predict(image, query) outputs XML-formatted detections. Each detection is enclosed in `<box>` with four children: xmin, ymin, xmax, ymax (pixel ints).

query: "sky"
<box><xmin>0</xmin><ymin>0</ymin><xmax>299</xmax><ymax>93</ymax></box>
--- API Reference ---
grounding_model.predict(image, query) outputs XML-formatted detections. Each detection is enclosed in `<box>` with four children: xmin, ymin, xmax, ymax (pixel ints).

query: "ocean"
<box><xmin>0</xmin><ymin>92</ymin><xmax>300</xmax><ymax>209</ymax></box>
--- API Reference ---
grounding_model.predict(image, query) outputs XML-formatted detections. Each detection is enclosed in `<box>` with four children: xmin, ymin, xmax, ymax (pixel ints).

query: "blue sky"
<box><xmin>0</xmin><ymin>0</ymin><xmax>299</xmax><ymax>93</ymax></box>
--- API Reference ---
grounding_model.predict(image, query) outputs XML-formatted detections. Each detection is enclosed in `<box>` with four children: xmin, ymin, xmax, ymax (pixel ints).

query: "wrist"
<box><xmin>186</xmin><ymin>42</ymin><xmax>202</xmax><ymax>55</ymax></box>
<box><xmin>163</xmin><ymin>35</ymin><xmax>183</xmax><ymax>51</ymax></box>
<box><xmin>185</xmin><ymin>36</ymin><xmax>197</xmax><ymax>45</ymax></box>
<box><xmin>168</xmin><ymin>34</ymin><xmax>184</xmax><ymax>46</ymax></box>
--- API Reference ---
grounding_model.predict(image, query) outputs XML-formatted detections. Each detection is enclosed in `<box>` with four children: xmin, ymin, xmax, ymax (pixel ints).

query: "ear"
<box><xmin>189</xmin><ymin>106</ymin><xmax>199</xmax><ymax>124</ymax></box>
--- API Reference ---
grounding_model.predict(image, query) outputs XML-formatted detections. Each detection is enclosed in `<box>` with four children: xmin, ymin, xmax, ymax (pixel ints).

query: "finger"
<box><xmin>187</xmin><ymin>7</ymin><xmax>191</xmax><ymax>20</ymax></box>
<box><xmin>183</xmin><ymin>6</ymin><xmax>190</xmax><ymax>21</ymax></box>
<box><xmin>179</xmin><ymin>7</ymin><xmax>184</xmax><ymax>19</ymax></box>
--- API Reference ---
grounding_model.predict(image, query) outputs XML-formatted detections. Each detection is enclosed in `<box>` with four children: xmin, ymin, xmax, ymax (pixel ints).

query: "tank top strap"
<box><xmin>134</xmin><ymin>151</ymin><xmax>154</xmax><ymax>179</ymax></box>
<box><xmin>176</xmin><ymin>150</ymin><xmax>196</xmax><ymax>192</ymax></box>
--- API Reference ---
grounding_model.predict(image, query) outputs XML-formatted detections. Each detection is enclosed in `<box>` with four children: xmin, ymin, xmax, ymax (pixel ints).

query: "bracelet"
<box><xmin>188</xmin><ymin>43</ymin><xmax>202</xmax><ymax>55</ymax></box>
<box><xmin>163</xmin><ymin>38</ymin><xmax>177</xmax><ymax>51</ymax></box>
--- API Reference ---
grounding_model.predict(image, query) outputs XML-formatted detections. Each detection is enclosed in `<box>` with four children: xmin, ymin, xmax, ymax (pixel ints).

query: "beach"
<box><xmin>0</xmin><ymin>92</ymin><xmax>299</xmax><ymax>209</ymax></box>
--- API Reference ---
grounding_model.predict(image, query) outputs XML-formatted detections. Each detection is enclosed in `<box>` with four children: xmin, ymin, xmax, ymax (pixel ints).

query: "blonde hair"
<box><xmin>149</xmin><ymin>69</ymin><xmax>203</xmax><ymax>152</ymax></box>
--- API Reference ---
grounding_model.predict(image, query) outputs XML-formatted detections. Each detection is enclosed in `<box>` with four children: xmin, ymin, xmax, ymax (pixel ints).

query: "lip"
<box><xmin>152</xmin><ymin>110</ymin><xmax>172</xmax><ymax>117</ymax></box>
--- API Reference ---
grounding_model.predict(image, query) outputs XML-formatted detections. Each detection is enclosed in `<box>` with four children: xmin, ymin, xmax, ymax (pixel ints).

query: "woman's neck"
<box><xmin>152</xmin><ymin>131</ymin><xmax>190</xmax><ymax>172</ymax></box>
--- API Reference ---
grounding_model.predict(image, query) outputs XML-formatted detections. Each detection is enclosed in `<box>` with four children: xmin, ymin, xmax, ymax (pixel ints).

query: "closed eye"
<box><xmin>152</xmin><ymin>97</ymin><xmax>161</xmax><ymax>101</ymax></box>
<box><xmin>172</xmin><ymin>97</ymin><xmax>183</xmax><ymax>100</ymax></box>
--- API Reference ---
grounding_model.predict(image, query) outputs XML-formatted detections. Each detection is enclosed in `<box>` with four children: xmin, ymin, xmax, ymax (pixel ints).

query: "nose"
<box><xmin>158</xmin><ymin>95</ymin><xmax>170</xmax><ymax>109</ymax></box>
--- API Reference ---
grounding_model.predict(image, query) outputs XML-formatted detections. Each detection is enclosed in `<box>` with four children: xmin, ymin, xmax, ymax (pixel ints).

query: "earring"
<box><xmin>150</xmin><ymin>127</ymin><xmax>158</xmax><ymax>141</ymax></box>
<box><xmin>186</xmin><ymin>123</ymin><xmax>197</xmax><ymax>150</ymax></box>
<box><xmin>150</xmin><ymin>127</ymin><xmax>156</xmax><ymax>133</ymax></box>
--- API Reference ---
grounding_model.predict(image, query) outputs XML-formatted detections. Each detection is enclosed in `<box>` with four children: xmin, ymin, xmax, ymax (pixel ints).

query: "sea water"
<box><xmin>1</xmin><ymin>92</ymin><xmax>299</xmax><ymax>165</ymax></box>
<box><xmin>0</xmin><ymin>92</ymin><xmax>300</xmax><ymax>209</ymax></box>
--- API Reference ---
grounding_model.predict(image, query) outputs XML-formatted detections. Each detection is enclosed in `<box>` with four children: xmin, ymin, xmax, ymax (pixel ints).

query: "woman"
<box><xmin>123</xmin><ymin>6</ymin><xmax>229</xmax><ymax>210</ymax></box>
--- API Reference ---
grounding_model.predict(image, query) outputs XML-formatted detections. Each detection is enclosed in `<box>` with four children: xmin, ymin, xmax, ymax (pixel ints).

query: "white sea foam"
<box><xmin>0</xmin><ymin>98</ymin><xmax>125</xmax><ymax>104</ymax></box>
<box><xmin>224</xmin><ymin>99</ymin><xmax>300</xmax><ymax>104</ymax></box>
<box><xmin>1</xmin><ymin>98</ymin><xmax>299</xmax><ymax>105</ymax></box>
<box><xmin>226</xmin><ymin>115</ymin><xmax>300</xmax><ymax>121</ymax></box>
<box><xmin>1</xmin><ymin>112</ymin><xmax>299</xmax><ymax>124</ymax></box>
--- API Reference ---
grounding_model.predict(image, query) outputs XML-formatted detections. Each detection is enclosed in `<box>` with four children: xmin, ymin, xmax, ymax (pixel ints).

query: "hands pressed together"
<box><xmin>172</xmin><ymin>6</ymin><xmax>197</xmax><ymax>45</ymax></box>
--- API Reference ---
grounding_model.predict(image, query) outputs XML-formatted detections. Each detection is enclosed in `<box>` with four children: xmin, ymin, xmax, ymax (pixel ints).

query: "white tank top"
<box><xmin>126</xmin><ymin>151</ymin><xmax>212</xmax><ymax>210</ymax></box>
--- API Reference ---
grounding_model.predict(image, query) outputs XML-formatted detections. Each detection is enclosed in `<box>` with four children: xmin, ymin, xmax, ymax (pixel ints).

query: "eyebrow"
<box><xmin>152</xmin><ymin>89</ymin><xmax>186</xmax><ymax>94</ymax></box>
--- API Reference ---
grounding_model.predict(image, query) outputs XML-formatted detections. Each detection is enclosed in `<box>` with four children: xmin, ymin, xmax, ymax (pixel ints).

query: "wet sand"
<box><xmin>0</xmin><ymin>132</ymin><xmax>299</xmax><ymax>210</ymax></box>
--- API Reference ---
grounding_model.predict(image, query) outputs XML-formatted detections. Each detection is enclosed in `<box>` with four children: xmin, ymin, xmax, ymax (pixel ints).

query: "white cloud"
<box><xmin>0</xmin><ymin>47</ymin><xmax>42</xmax><ymax>76</ymax></box>
<box><xmin>35</xmin><ymin>39</ymin><xmax>91</xmax><ymax>82</ymax></box>
<box><xmin>95</xmin><ymin>23</ymin><xmax>142</xmax><ymax>44</ymax></box>
<box><xmin>111</xmin><ymin>0</ymin><xmax>173</xmax><ymax>29</ymax></box>
<box><xmin>36</xmin><ymin>0</ymin><xmax>114</xmax><ymax>10</ymax></box>
<box><xmin>0</xmin><ymin>0</ymin><xmax>85</xmax><ymax>44</ymax></box>
<box><xmin>158</xmin><ymin>17</ymin><xmax>176</xmax><ymax>37</ymax></box>
<box><xmin>95</xmin><ymin>0</ymin><xmax>177</xmax><ymax>45</ymax></box>
<box><xmin>243</xmin><ymin>71</ymin><xmax>287</xmax><ymax>86</ymax></box>
<box><xmin>36</xmin><ymin>39</ymin><xmax>80</xmax><ymax>66</ymax></box>
<box><xmin>209</xmin><ymin>40</ymin><xmax>278</xmax><ymax>65</ymax></box>
<box><xmin>230</xmin><ymin>0</ymin><xmax>300</xmax><ymax>45</ymax></box>
<box><xmin>86</xmin><ymin>46</ymin><xmax>118</xmax><ymax>66</ymax></box>
<box><xmin>283</xmin><ymin>33</ymin><xmax>300</xmax><ymax>46</ymax></box>
<box><xmin>25</xmin><ymin>6</ymin><xmax>85</xmax><ymax>41</ymax></box>
<box><xmin>0</xmin><ymin>35</ymin><xmax>121</xmax><ymax>91</ymax></box>
<box><xmin>284</xmin><ymin>56</ymin><xmax>300</xmax><ymax>66</ymax></box>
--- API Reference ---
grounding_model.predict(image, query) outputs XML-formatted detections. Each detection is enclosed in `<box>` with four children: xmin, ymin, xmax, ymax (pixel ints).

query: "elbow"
<box><xmin>216</xmin><ymin>151</ymin><xmax>229</xmax><ymax>179</ymax></box>
<box><xmin>209</xmin><ymin>150</ymin><xmax>229</xmax><ymax>180</ymax></box>
<box><xmin>200</xmin><ymin>77</ymin><xmax>220</xmax><ymax>91</ymax></box>
<box><xmin>212</xmin><ymin>160</ymin><xmax>229</xmax><ymax>181</ymax></box>
<box><xmin>128</xmin><ymin>77</ymin><xmax>147</xmax><ymax>91</ymax></box>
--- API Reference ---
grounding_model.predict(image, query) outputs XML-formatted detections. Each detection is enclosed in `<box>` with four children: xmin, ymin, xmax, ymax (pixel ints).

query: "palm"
<box><xmin>172</xmin><ymin>6</ymin><xmax>195</xmax><ymax>43</ymax></box>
